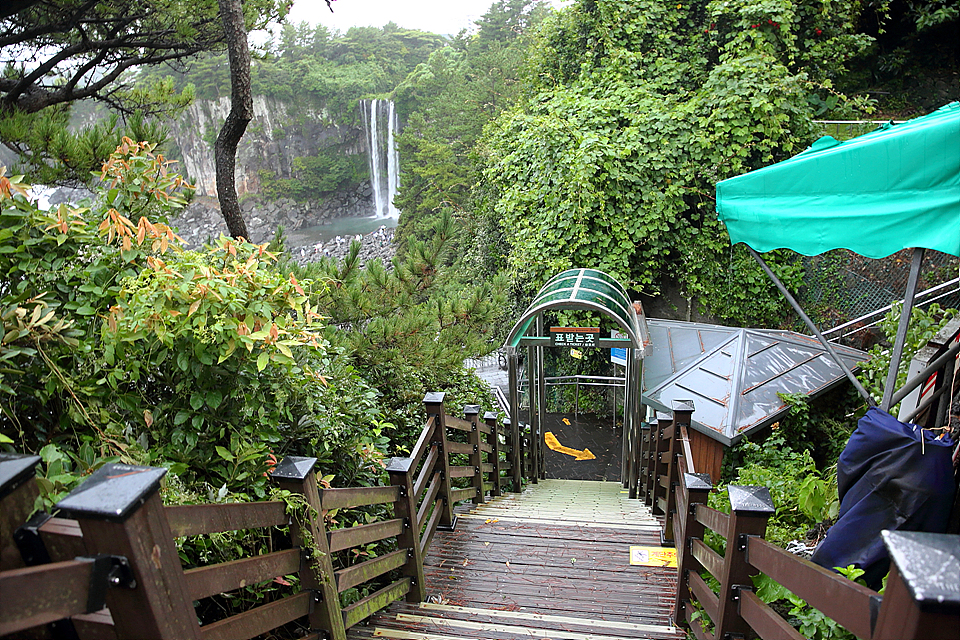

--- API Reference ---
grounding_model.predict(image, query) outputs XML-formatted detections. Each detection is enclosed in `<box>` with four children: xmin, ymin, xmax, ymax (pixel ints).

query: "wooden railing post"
<box><xmin>0</xmin><ymin>453</ymin><xmax>41</xmax><ymax>572</ymax></box>
<box><xmin>673</xmin><ymin>472</ymin><xmax>712</xmax><ymax>627</ymax></box>
<box><xmin>648</xmin><ymin>412</ymin><xmax>669</xmax><ymax>510</ymax></box>
<box><xmin>713</xmin><ymin>485</ymin><xmax>774</xmax><ymax>640</ymax></box>
<box><xmin>484</xmin><ymin>412</ymin><xmax>503</xmax><ymax>497</ymax></box>
<box><xmin>663</xmin><ymin>400</ymin><xmax>693</xmax><ymax>545</ymax></box>
<box><xmin>464</xmin><ymin>405</ymin><xmax>485</xmax><ymax>505</ymax></box>
<box><xmin>872</xmin><ymin>531</ymin><xmax>959</xmax><ymax>640</ymax></box>
<box><xmin>424</xmin><ymin>392</ymin><xmax>456</xmax><ymax>529</ymax></box>
<box><xmin>55</xmin><ymin>463</ymin><xmax>201</xmax><ymax>639</ymax></box>
<box><xmin>385</xmin><ymin>458</ymin><xmax>427</xmax><ymax>603</ymax></box>
<box><xmin>271</xmin><ymin>455</ymin><xmax>347</xmax><ymax>640</ymax></box>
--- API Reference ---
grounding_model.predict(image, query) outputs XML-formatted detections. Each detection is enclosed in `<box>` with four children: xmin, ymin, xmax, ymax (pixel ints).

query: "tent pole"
<box><xmin>880</xmin><ymin>247</ymin><xmax>925</xmax><ymax>412</ymax></box>
<box><xmin>747</xmin><ymin>246</ymin><xmax>876</xmax><ymax>407</ymax></box>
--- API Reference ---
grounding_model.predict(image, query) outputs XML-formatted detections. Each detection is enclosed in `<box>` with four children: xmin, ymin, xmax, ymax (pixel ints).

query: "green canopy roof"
<box><xmin>504</xmin><ymin>268</ymin><xmax>650</xmax><ymax>351</ymax></box>
<box><xmin>716</xmin><ymin>102</ymin><xmax>960</xmax><ymax>258</ymax></box>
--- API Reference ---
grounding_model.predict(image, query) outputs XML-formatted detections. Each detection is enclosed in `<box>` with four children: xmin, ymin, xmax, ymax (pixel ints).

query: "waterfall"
<box><xmin>362</xmin><ymin>98</ymin><xmax>400</xmax><ymax>219</ymax></box>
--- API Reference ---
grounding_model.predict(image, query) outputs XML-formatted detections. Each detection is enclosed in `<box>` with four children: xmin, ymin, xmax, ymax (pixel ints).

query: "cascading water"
<box><xmin>362</xmin><ymin>98</ymin><xmax>400</xmax><ymax>219</ymax></box>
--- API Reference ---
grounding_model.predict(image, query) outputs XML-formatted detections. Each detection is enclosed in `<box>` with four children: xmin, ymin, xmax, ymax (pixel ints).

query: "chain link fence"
<box><xmin>798</xmin><ymin>249</ymin><xmax>960</xmax><ymax>347</ymax></box>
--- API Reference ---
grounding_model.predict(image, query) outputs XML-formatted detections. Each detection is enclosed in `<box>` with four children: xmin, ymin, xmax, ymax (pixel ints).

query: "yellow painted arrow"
<box><xmin>544</xmin><ymin>432</ymin><xmax>596</xmax><ymax>461</ymax></box>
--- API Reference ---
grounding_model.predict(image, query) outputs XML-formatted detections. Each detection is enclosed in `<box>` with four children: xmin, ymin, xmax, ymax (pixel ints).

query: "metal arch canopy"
<box><xmin>504</xmin><ymin>268</ymin><xmax>651</xmax><ymax>351</ymax></box>
<box><xmin>502</xmin><ymin>268</ymin><xmax>649</xmax><ymax>489</ymax></box>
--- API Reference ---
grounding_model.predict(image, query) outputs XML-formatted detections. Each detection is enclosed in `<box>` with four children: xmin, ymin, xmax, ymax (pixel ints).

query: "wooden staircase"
<box><xmin>348</xmin><ymin>479</ymin><xmax>684</xmax><ymax>639</ymax></box>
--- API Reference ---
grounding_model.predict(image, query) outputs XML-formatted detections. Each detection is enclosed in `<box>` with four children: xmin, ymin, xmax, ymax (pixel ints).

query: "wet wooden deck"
<box><xmin>349</xmin><ymin>480</ymin><xmax>684</xmax><ymax>640</ymax></box>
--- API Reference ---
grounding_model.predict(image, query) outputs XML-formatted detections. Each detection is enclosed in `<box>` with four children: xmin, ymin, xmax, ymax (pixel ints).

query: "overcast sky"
<box><xmin>284</xmin><ymin>0</ymin><xmax>572</xmax><ymax>36</ymax></box>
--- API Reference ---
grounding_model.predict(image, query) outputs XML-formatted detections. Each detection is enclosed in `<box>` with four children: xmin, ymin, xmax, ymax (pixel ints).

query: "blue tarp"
<box><xmin>811</xmin><ymin>408</ymin><xmax>955</xmax><ymax>588</ymax></box>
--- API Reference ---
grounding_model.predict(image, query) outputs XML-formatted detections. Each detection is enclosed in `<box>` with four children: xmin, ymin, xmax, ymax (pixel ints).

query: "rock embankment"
<box><xmin>290</xmin><ymin>225</ymin><xmax>396</xmax><ymax>267</ymax></box>
<box><xmin>171</xmin><ymin>195</ymin><xmax>397</xmax><ymax>267</ymax></box>
<box><xmin>40</xmin><ymin>186</ymin><xmax>397</xmax><ymax>266</ymax></box>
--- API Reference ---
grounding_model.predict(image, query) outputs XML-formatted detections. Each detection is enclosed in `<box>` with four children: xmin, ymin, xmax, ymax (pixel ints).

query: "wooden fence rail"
<box><xmin>637</xmin><ymin>403</ymin><xmax>960</xmax><ymax>640</ymax></box>
<box><xmin>0</xmin><ymin>391</ymin><xmax>524</xmax><ymax>640</ymax></box>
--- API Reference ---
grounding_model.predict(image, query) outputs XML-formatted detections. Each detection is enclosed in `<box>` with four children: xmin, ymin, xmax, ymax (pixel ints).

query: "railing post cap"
<box><xmin>684</xmin><ymin>472</ymin><xmax>713</xmax><ymax>491</ymax></box>
<box><xmin>483</xmin><ymin>411</ymin><xmax>498</xmax><ymax>421</ymax></box>
<box><xmin>728</xmin><ymin>485</ymin><xmax>775</xmax><ymax>514</ymax></box>
<box><xmin>882</xmin><ymin>530</ymin><xmax>960</xmax><ymax>612</ymax></box>
<box><xmin>56</xmin><ymin>463</ymin><xmax>167</xmax><ymax>522</ymax></box>
<box><xmin>655</xmin><ymin>411</ymin><xmax>672</xmax><ymax>422</ymax></box>
<box><xmin>672</xmin><ymin>399</ymin><xmax>695</xmax><ymax>413</ymax></box>
<box><xmin>385</xmin><ymin>456</ymin><xmax>415</xmax><ymax>474</ymax></box>
<box><xmin>0</xmin><ymin>452</ymin><xmax>42</xmax><ymax>501</ymax></box>
<box><xmin>424</xmin><ymin>391</ymin><xmax>446</xmax><ymax>404</ymax></box>
<box><xmin>502</xmin><ymin>417</ymin><xmax>512</xmax><ymax>426</ymax></box>
<box><xmin>270</xmin><ymin>456</ymin><xmax>318</xmax><ymax>481</ymax></box>
<box><xmin>463</xmin><ymin>404</ymin><xmax>481</xmax><ymax>416</ymax></box>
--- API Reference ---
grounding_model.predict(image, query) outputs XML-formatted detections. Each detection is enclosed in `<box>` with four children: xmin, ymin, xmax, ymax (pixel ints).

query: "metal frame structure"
<box><xmin>503</xmin><ymin>268</ymin><xmax>651</xmax><ymax>483</ymax></box>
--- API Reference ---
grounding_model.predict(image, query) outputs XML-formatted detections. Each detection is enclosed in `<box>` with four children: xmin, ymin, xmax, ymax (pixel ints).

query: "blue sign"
<box><xmin>610</xmin><ymin>330</ymin><xmax>627</xmax><ymax>366</ymax></box>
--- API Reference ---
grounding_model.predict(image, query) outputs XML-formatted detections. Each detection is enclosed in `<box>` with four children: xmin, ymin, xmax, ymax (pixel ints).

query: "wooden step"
<box><xmin>348</xmin><ymin>480</ymin><xmax>682</xmax><ymax>640</ymax></box>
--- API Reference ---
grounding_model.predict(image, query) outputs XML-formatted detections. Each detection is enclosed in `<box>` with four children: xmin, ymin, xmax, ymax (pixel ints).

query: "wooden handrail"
<box><xmin>406</xmin><ymin>415</ymin><xmax>436</xmax><ymax>471</ymax></box>
<box><xmin>412</xmin><ymin>445</ymin><xmax>439</xmax><ymax>501</ymax></box>
<box><xmin>319</xmin><ymin>486</ymin><xmax>400</xmax><ymax>511</ymax></box>
<box><xmin>444</xmin><ymin>415</ymin><xmax>473</xmax><ymax>432</ymax></box>
<box><xmin>341</xmin><ymin>577</ymin><xmax>411</xmax><ymax>628</ymax></box>
<box><xmin>0</xmin><ymin>559</ymin><xmax>98</xmax><ymax>635</ymax></box>
<box><xmin>0</xmin><ymin>391</ymin><xmax>528</xmax><ymax>640</ymax></box>
<box><xmin>183</xmin><ymin>548</ymin><xmax>301</xmax><ymax>601</ymax></box>
<box><xmin>448</xmin><ymin>465</ymin><xmax>475</xmax><ymax>478</ymax></box>
<box><xmin>739</xmin><ymin>589</ymin><xmax>805</xmax><ymax>640</ymax></box>
<box><xmin>328</xmin><ymin>519</ymin><xmax>404</xmax><ymax>553</ymax></box>
<box><xmin>334</xmin><ymin>548</ymin><xmax>407</xmax><ymax>593</ymax></box>
<box><xmin>165</xmin><ymin>501</ymin><xmax>288</xmax><ymax>537</ymax></box>
<box><xmin>199</xmin><ymin>591</ymin><xmax>311</xmax><ymax>640</ymax></box>
<box><xmin>747</xmin><ymin>537</ymin><xmax>878</xmax><ymax>640</ymax></box>
<box><xmin>446</xmin><ymin>442</ymin><xmax>473</xmax><ymax>455</ymax></box>
<box><xmin>694</xmin><ymin>503</ymin><xmax>729</xmax><ymax>535</ymax></box>
<box><xmin>417</xmin><ymin>471</ymin><xmax>442</xmax><ymax>531</ymax></box>
<box><xmin>680</xmin><ymin>424</ymin><xmax>695</xmax><ymax>475</ymax></box>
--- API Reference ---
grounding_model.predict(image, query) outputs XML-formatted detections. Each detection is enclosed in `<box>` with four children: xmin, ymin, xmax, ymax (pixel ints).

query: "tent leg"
<box><xmin>880</xmin><ymin>248</ymin><xmax>925</xmax><ymax>412</ymax></box>
<box><xmin>747</xmin><ymin>247</ymin><xmax>876</xmax><ymax>407</ymax></box>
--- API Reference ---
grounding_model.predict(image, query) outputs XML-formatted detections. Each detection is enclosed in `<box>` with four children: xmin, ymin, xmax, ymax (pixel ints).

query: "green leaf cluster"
<box><xmin>293</xmin><ymin>211</ymin><xmax>509</xmax><ymax>439</ymax></box>
<box><xmin>856</xmin><ymin>302</ymin><xmax>957</xmax><ymax>411</ymax></box>
<box><xmin>0</xmin><ymin>143</ymin><xmax>393</xmax><ymax>505</ymax></box>
<box><xmin>391</xmin><ymin>1</ymin><xmax>551</xmax><ymax>269</ymax></box>
<box><xmin>476</xmin><ymin>0</ymin><xmax>876</xmax><ymax>325</ymax></box>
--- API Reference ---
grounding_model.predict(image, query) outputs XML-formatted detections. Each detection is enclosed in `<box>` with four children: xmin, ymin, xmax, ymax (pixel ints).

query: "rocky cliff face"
<box><xmin>166</xmin><ymin>95</ymin><xmax>378</xmax><ymax>241</ymax></box>
<box><xmin>168</xmin><ymin>95</ymin><xmax>366</xmax><ymax>199</ymax></box>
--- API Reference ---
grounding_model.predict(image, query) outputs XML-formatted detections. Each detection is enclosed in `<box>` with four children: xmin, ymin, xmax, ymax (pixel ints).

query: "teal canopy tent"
<box><xmin>717</xmin><ymin>101</ymin><xmax>960</xmax><ymax>259</ymax></box>
<box><xmin>715</xmin><ymin>102</ymin><xmax>960</xmax><ymax>411</ymax></box>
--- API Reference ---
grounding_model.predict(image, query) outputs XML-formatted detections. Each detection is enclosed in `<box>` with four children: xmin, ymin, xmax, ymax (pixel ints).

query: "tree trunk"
<box><xmin>215</xmin><ymin>0</ymin><xmax>251</xmax><ymax>240</ymax></box>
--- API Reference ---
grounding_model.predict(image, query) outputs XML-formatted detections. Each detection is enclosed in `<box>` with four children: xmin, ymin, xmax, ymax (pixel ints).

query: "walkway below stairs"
<box><xmin>349</xmin><ymin>480</ymin><xmax>684</xmax><ymax>639</ymax></box>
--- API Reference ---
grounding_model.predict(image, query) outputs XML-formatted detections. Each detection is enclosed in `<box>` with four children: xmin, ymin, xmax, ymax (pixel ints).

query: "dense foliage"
<box><xmin>475</xmin><ymin>0</ymin><xmax>884</xmax><ymax>326</ymax></box>
<box><xmin>0</xmin><ymin>143</ymin><xmax>500</xmax><ymax>510</ymax></box>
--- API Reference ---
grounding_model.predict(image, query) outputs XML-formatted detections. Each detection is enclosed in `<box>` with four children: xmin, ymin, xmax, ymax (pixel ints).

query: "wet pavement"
<box><xmin>541</xmin><ymin>412</ymin><xmax>623</xmax><ymax>482</ymax></box>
